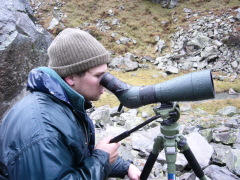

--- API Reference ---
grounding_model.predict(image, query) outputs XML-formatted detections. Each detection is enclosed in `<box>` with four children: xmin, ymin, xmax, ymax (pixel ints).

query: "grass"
<box><xmin>190</xmin><ymin>98</ymin><xmax>240</xmax><ymax>114</ymax></box>
<box><xmin>214</xmin><ymin>79</ymin><xmax>240</xmax><ymax>93</ymax></box>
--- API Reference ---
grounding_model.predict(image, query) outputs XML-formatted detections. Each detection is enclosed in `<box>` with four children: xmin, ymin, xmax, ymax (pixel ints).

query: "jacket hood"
<box><xmin>27</xmin><ymin>67</ymin><xmax>86</xmax><ymax>113</ymax></box>
<box><xmin>27</xmin><ymin>67</ymin><xmax>96</xmax><ymax>152</ymax></box>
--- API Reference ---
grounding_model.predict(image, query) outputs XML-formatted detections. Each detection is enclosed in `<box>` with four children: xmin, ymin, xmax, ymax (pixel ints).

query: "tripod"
<box><xmin>110</xmin><ymin>102</ymin><xmax>208</xmax><ymax>180</ymax></box>
<box><xmin>140</xmin><ymin>102</ymin><xmax>208</xmax><ymax>180</ymax></box>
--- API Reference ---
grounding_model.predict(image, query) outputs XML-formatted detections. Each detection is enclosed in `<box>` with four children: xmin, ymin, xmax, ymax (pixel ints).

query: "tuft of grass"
<box><xmin>214</xmin><ymin>79</ymin><xmax>240</xmax><ymax>93</ymax></box>
<box><xmin>191</xmin><ymin>98</ymin><xmax>240</xmax><ymax>114</ymax></box>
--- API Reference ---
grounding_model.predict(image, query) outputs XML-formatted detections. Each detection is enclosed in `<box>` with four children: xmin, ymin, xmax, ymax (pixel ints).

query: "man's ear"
<box><xmin>64</xmin><ymin>75</ymin><xmax>75</xmax><ymax>86</ymax></box>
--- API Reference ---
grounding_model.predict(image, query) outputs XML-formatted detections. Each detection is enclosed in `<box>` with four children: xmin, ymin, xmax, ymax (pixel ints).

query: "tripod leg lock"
<box><xmin>176</xmin><ymin>135</ymin><xmax>188</xmax><ymax>152</ymax></box>
<box><xmin>166</xmin><ymin>146</ymin><xmax>176</xmax><ymax>155</ymax></box>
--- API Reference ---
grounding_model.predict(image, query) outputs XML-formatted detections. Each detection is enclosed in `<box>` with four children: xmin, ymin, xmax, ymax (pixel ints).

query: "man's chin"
<box><xmin>90</xmin><ymin>96</ymin><xmax>101</xmax><ymax>101</ymax></box>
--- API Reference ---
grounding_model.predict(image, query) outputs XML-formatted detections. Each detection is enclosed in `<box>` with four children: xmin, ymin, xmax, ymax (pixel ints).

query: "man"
<box><xmin>0</xmin><ymin>28</ymin><xmax>141</xmax><ymax>179</ymax></box>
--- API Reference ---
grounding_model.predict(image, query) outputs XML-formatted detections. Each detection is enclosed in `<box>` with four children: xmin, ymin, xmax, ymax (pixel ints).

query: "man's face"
<box><xmin>70</xmin><ymin>64</ymin><xmax>107</xmax><ymax>101</ymax></box>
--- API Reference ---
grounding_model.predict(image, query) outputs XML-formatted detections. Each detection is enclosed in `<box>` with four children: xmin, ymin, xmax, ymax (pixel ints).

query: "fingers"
<box><xmin>95</xmin><ymin>136</ymin><xmax>120</xmax><ymax>164</ymax></box>
<box><xmin>108</xmin><ymin>148</ymin><xmax>119</xmax><ymax>164</ymax></box>
<box><xmin>128</xmin><ymin>164</ymin><xmax>141</xmax><ymax>180</ymax></box>
<box><xmin>100</xmin><ymin>136</ymin><xmax>112</xmax><ymax>143</ymax></box>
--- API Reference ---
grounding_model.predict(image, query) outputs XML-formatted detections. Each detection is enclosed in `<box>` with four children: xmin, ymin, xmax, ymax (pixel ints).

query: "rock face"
<box><xmin>154</xmin><ymin>11</ymin><xmax>240</xmax><ymax>75</ymax></box>
<box><xmin>0</xmin><ymin>0</ymin><xmax>53</xmax><ymax>121</ymax></box>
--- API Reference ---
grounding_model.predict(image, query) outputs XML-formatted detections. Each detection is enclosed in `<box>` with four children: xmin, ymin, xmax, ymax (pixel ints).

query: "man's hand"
<box><xmin>95</xmin><ymin>137</ymin><xmax>120</xmax><ymax>164</ymax></box>
<box><xmin>128</xmin><ymin>164</ymin><xmax>141</xmax><ymax>180</ymax></box>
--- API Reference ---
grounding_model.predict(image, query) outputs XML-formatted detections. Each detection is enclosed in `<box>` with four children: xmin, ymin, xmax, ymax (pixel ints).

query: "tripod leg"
<box><xmin>140</xmin><ymin>152</ymin><xmax>159</xmax><ymax>180</ymax></box>
<box><xmin>177</xmin><ymin>136</ymin><xmax>208</xmax><ymax>180</ymax></box>
<box><xmin>183</xmin><ymin>148</ymin><xmax>208</xmax><ymax>180</ymax></box>
<box><xmin>140</xmin><ymin>136</ymin><xmax>164</xmax><ymax>180</ymax></box>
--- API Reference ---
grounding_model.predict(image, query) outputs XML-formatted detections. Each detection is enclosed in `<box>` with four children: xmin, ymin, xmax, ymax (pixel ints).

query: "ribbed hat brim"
<box><xmin>50</xmin><ymin>52</ymin><xmax>110</xmax><ymax>77</ymax></box>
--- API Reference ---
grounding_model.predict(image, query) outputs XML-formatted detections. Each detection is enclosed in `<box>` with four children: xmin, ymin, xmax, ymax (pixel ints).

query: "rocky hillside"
<box><xmin>30</xmin><ymin>0</ymin><xmax>240</xmax><ymax>106</ymax></box>
<box><xmin>31</xmin><ymin>0</ymin><xmax>240</xmax><ymax>74</ymax></box>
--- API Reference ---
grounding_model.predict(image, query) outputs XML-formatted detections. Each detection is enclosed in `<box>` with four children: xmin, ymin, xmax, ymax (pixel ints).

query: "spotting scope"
<box><xmin>100</xmin><ymin>70</ymin><xmax>215</xmax><ymax>108</ymax></box>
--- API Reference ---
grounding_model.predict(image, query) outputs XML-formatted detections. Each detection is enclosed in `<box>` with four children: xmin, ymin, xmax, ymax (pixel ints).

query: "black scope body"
<box><xmin>100</xmin><ymin>70</ymin><xmax>215</xmax><ymax>108</ymax></box>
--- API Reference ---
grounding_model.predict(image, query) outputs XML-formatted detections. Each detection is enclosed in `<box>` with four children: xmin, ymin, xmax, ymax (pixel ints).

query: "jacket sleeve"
<box><xmin>108</xmin><ymin>157</ymin><xmax>131</xmax><ymax>178</ymax></box>
<box><xmin>10</xmin><ymin>136</ymin><xmax>111</xmax><ymax>180</ymax></box>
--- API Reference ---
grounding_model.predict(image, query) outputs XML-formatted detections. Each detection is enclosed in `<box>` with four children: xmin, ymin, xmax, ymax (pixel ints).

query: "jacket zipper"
<box><xmin>82</xmin><ymin>119</ymin><xmax>88</xmax><ymax>145</ymax></box>
<box><xmin>73</xmin><ymin>110</ymin><xmax>88</xmax><ymax>145</ymax></box>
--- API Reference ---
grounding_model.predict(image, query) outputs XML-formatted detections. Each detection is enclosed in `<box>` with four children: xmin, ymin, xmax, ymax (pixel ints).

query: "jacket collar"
<box><xmin>27</xmin><ymin>67</ymin><xmax>89</xmax><ymax>113</ymax></box>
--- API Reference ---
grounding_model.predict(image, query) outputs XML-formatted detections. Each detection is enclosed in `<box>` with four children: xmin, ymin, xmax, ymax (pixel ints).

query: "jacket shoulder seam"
<box><xmin>3</xmin><ymin>135</ymin><xmax>60</xmax><ymax>165</ymax></box>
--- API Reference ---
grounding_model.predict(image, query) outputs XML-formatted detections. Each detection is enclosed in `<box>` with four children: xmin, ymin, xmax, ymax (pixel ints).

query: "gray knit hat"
<box><xmin>48</xmin><ymin>28</ymin><xmax>110</xmax><ymax>77</ymax></box>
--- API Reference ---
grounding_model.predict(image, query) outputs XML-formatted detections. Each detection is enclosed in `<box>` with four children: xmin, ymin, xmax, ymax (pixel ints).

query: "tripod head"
<box><xmin>153</xmin><ymin>102</ymin><xmax>180</xmax><ymax>125</ymax></box>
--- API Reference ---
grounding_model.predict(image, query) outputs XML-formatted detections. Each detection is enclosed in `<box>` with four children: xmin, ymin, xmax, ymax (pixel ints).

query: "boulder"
<box><xmin>0</xmin><ymin>0</ymin><xmax>53</xmax><ymax>121</ymax></box>
<box><xmin>226</xmin><ymin>149</ymin><xmax>240</xmax><ymax>176</ymax></box>
<box><xmin>217</xmin><ymin>106</ymin><xmax>238</xmax><ymax>117</ymax></box>
<box><xmin>186</xmin><ymin>132</ymin><xmax>214</xmax><ymax>168</ymax></box>
<box><xmin>89</xmin><ymin>105</ymin><xmax>111</xmax><ymax>128</ymax></box>
<box><xmin>204</xmin><ymin>165</ymin><xmax>239</xmax><ymax>180</ymax></box>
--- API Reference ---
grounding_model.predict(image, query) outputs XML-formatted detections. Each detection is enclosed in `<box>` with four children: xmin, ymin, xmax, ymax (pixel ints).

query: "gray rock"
<box><xmin>212</xmin><ymin>130</ymin><xmax>237</xmax><ymax>145</ymax></box>
<box><xmin>226</xmin><ymin>149</ymin><xmax>240</xmax><ymax>176</ymax></box>
<box><xmin>127</xmin><ymin>109</ymin><xmax>138</xmax><ymax>116</ymax></box>
<box><xmin>186</xmin><ymin>132</ymin><xmax>214</xmax><ymax>168</ymax></box>
<box><xmin>158</xmin><ymin>150</ymin><xmax>188</xmax><ymax>171</ymax></box>
<box><xmin>231</xmin><ymin>60</ymin><xmax>239</xmax><ymax>69</ymax></box>
<box><xmin>217</xmin><ymin>106</ymin><xmax>238</xmax><ymax>117</ymax></box>
<box><xmin>90</xmin><ymin>105</ymin><xmax>111</xmax><ymax>128</ymax></box>
<box><xmin>119</xmin><ymin>37</ymin><xmax>130</xmax><ymax>44</ymax></box>
<box><xmin>204</xmin><ymin>165</ymin><xmax>239</xmax><ymax>180</ymax></box>
<box><xmin>112</xmin><ymin>18</ymin><xmax>120</xmax><ymax>25</ymax></box>
<box><xmin>225</xmin><ymin>117</ymin><xmax>240</xmax><ymax>129</ymax></box>
<box><xmin>142</xmin><ymin>111</ymin><xmax>150</xmax><ymax>118</ymax></box>
<box><xmin>0</xmin><ymin>0</ymin><xmax>53</xmax><ymax>120</ymax></box>
<box><xmin>124</xmin><ymin>114</ymin><xmax>144</xmax><ymax>130</ymax></box>
<box><xmin>179</xmin><ymin>103</ymin><xmax>192</xmax><ymax>113</ymax></box>
<box><xmin>109</xmin><ymin>54</ymin><xmax>138</xmax><ymax>72</ymax></box>
<box><xmin>235</xmin><ymin>130</ymin><xmax>240</xmax><ymax>144</ymax></box>
<box><xmin>211</xmin><ymin>142</ymin><xmax>231</xmax><ymax>165</ymax></box>
<box><xmin>165</xmin><ymin>66</ymin><xmax>179</xmax><ymax>74</ymax></box>
<box><xmin>187</xmin><ymin>34</ymin><xmax>211</xmax><ymax>49</ymax></box>
<box><xmin>183</xmin><ymin>8</ymin><xmax>192</xmax><ymax>15</ymax></box>
<box><xmin>131</xmin><ymin>132</ymin><xmax>154</xmax><ymax>153</ymax></box>
<box><xmin>165</xmin><ymin>11</ymin><xmax>239</xmax><ymax>74</ymax></box>
<box><xmin>200</xmin><ymin>46</ymin><xmax>219</xmax><ymax>61</ymax></box>
<box><xmin>109</xmin><ymin>106</ymin><xmax>124</xmax><ymax>117</ymax></box>
<box><xmin>95</xmin><ymin>125</ymin><xmax>127</xmax><ymax>143</ymax></box>
<box><xmin>96</xmin><ymin>19</ymin><xmax>110</xmax><ymax>32</ymax></box>
<box><xmin>47</xmin><ymin>17</ymin><xmax>59</xmax><ymax>30</ymax></box>
<box><xmin>155</xmin><ymin>39</ymin><xmax>166</xmax><ymax>53</ymax></box>
<box><xmin>199</xmin><ymin>129</ymin><xmax>213</xmax><ymax>142</ymax></box>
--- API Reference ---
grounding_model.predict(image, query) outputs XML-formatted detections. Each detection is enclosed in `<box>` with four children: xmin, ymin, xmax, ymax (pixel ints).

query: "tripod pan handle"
<box><xmin>110</xmin><ymin>131</ymin><xmax>130</xmax><ymax>143</ymax></box>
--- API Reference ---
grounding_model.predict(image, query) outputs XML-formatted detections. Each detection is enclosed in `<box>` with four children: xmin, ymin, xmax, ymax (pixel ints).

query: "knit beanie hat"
<box><xmin>48</xmin><ymin>28</ymin><xmax>110</xmax><ymax>77</ymax></box>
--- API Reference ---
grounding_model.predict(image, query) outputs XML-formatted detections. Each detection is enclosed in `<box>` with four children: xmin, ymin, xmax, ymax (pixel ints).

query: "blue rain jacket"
<box><xmin>0</xmin><ymin>67</ymin><xmax>130</xmax><ymax>180</ymax></box>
